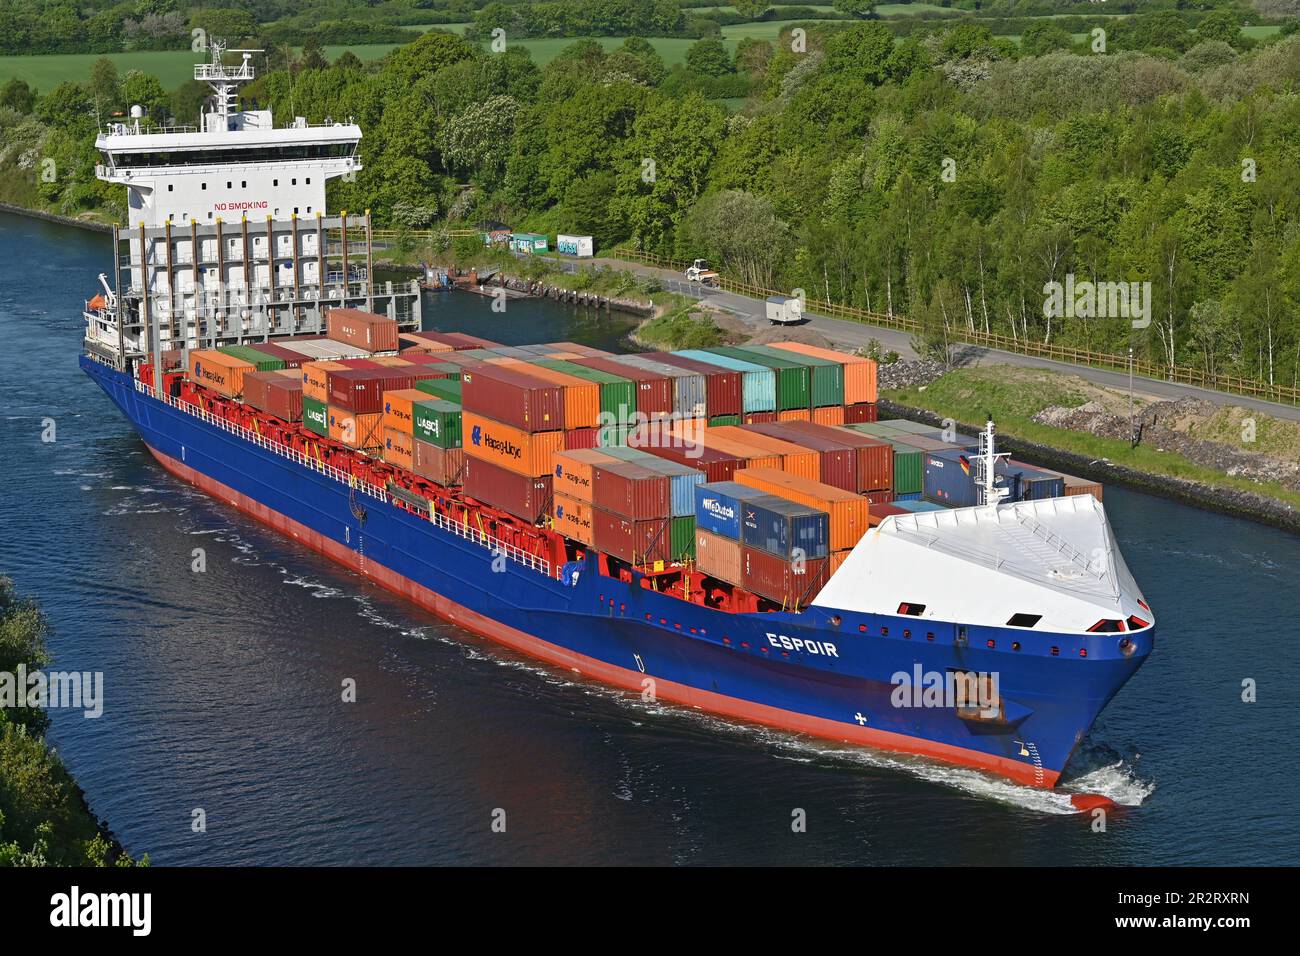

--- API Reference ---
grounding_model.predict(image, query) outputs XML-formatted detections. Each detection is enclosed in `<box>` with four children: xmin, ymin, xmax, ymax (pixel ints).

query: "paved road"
<box><xmin>576</xmin><ymin>256</ymin><xmax>1300</xmax><ymax>424</ymax></box>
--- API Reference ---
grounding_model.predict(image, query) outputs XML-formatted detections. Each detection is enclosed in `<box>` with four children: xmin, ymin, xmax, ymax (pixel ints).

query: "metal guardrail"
<box><xmin>610</xmin><ymin>246</ymin><xmax>1300</xmax><ymax>408</ymax></box>
<box><xmin>133</xmin><ymin>378</ymin><xmax>553</xmax><ymax>578</ymax></box>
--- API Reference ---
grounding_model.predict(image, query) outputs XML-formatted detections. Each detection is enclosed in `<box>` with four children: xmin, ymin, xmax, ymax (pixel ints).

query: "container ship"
<box><xmin>79</xmin><ymin>46</ymin><xmax>1153</xmax><ymax>790</ymax></box>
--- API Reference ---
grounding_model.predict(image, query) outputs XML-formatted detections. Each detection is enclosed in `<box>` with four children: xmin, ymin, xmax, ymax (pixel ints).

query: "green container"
<box><xmin>846</xmin><ymin>423</ymin><xmax>906</xmax><ymax>439</ymax></box>
<box><xmin>303</xmin><ymin>396</ymin><xmax>328</xmax><ymax>436</ymax></box>
<box><xmin>745</xmin><ymin>345</ymin><xmax>844</xmax><ymax>408</ymax></box>
<box><xmin>598</xmin><ymin>446</ymin><xmax>655</xmax><ymax>463</ymax></box>
<box><xmin>412</xmin><ymin>399</ymin><xmax>462</xmax><ymax>448</ymax></box>
<box><xmin>220</xmin><ymin>344</ymin><xmax>284</xmax><ymax>372</ymax></box>
<box><xmin>454</xmin><ymin>349</ymin><xmax>501</xmax><ymax>361</ymax></box>
<box><xmin>415</xmin><ymin>377</ymin><xmax>462</xmax><ymax>403</ymax></box>
<box><xmin>708</xmin><ymin>414</ymin><xmax>741</xmax><ymax>427</ymax></box>
<box><xmin>596</xmin><ymin>422</ymin><xmax>632</xmax><ymax>447</ymax></box>
<box><xmin>708</xmin><ymin>346</ymin><xmax>809</xmax><ymax>411</ymax></box>
<box><xmin>844</xmin><ymin>423</ymin><xmax>922</xmax><ymax>493</ymax></box>
<box><xmin>670</xmin><ymin>516</ymin><xmax>696</xmax><ymax>561</ymax></box>
<box><xmin>536</xmin><ymin>359</ymin><xmax>637</xmax><ymax>424</ymax></box>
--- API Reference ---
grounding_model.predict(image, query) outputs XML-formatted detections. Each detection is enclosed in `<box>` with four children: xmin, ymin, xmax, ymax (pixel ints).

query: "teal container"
<box><xmin>675</xmin><ymin>349</ymin><xmax>775</xmax><ymax>413</ymax></box>
<box><xmin>745</xmin><ymin>345</ymin><xmax>844</xmax><ymax>408</ymax></box>
<box><xmin>708</xmin><ymin>346</ymin><xmax>809</xmax><ymax>411</ymax></box>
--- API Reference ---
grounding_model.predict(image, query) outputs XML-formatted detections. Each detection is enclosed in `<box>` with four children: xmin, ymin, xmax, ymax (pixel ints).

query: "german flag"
<box><xmin>958</xmin><ymin>455</ymin><xmax>971</xmax><ymax>476</ymax></box>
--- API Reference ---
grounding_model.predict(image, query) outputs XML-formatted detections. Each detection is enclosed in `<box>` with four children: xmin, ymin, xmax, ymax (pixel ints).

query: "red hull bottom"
<box><xmin>148</xmin><ymin>444</ymin><xmax>1060</xmax><ymax>789</ymax></box>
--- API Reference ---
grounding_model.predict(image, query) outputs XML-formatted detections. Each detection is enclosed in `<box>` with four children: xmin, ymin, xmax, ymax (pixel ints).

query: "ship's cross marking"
<box><xmin>854</xmin><ymin>712</ymin><xmax>867</xmax><ymax>725</ymax></box>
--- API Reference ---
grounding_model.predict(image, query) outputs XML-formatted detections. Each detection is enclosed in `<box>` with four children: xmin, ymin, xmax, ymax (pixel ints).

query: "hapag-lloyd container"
<box><xmin>412</xmin><ymin>399</ymin><xmax>462</xmax><ymax>449</ymax></box>
<box><xmin>382</xmin><ymin>426</ymin><xmax>415</xmax><ymax>471</ymax></box>
<box><xmin>646</xmin><ymin>352</ymin><xmax>742</xmax><ymax>417</ymax></box>
<box><xmin>614</xmin><ymin>354</ymin><xmax>707</xmax><ymax>419</ymax></box>
<box><xmin>570</xmin><ymin>356</ymin><xmax>674</xmax><ymax>419</ymax></box>
<box><xmin>461</xmin><ymin>364</ymin><xmax>564</xmax><ymax>433</ymax></box>
<box><xmin>745</xmin><ymin>344</ymin><xmax>844</xmax><ymax>408</ymax></box>
<box><xmin>412</xmin><ymin>440</ymin><xmax>464</xmax><ymax>486</ymax></box>
<box><xmin>695</xmin><ymin>529</ymin><xmax>742</xmax><ymax>584</ymax></box>
<box><xmin>461</xmin><ymin>410</ymin><xmax>565</xmax><ymax>478</ymax></box>
<box><xmin>707</xmin><ymin>426</ymin><xmax>819</xmax><ymax>481</ymax></box>
<box><xmin>776</xmin><ymin>420</ymin><xmax>894</xmax><ymax>493</ymax></box>
<box><xmin>326</xmin><ymin>307</ymin><xmax>399</xmax><ymax>352</ymax></box>
<box><xmin>740</xmin><ymin>421</ymin><xmax>857</xmax><ymax>492</ymax></box>
<box><xmin>741</xmin><ymin>547</ymin><xmax>828</xmax><ymax>608</ymax></box>
<box><xmin>593</xmin><ymin>461</ymin><xmax>671</xmax><ymax>520</ymax></box>
<box><xmin>676</xmin><ymin>349</ymin><xmax>775</xmax><ymax>413</ymax></box>
<box><xmin>552</xmin><ymin>493</ymin><xmax>595</xmax><ymax>545</ymax></box>
<box><xmin>189</xmin><ymin>349</ymin><xmax>254</xmax><ymax>398</ymax></box>
<box><xmin>463</xmin><ymin>455</ymin><xmax>552</xmax><ymax>522</ymax></box>
<box><xmin>242</xmin><ymin>369</ymin><xmax>303</xmax><ymax>421</ymax></box>
<box><xmin>553</xmin><ymin>448</ymin><xmax>618</xmax><ymax>501</ymax></box>
<box><xmin>694</xmin><ymin>481</ymin><xmax>754</xmax><ymax>539</ymax></box>
<box><xmin>328</xmin><ymin>368</ymin><xmax>420</xmax><ymax>415</ymax></box>
<box><xmin>533</xmin><ymin>359</ymin><xmax>637</xmax><ymax>424</ymax></box>
<box><xmin>733</xmin><ymin>467</ymin><xmax>872</xmax><ymax>553</ymax></box>
<box><xmin>710</xmin><ymin>346</ymin><xmax>810</xmax><ymax>411</ymax></box>
<box><xmin>740</xmin><ymin>493</ymin><xmax>830</xmax><ymax>561</ymax></box>
<box><xmin>768</xmin><ymin>341</ymin><xmax>878</xmax><ymax>405</ymax></box>
<box><xmin>592</xmin><ymin>509</ymin><xmax>671</xmax><ymax>566</ymax></box>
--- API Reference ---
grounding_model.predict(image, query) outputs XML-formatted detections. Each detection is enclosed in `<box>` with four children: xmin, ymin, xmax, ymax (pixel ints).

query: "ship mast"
<box><xmin>194</xmin><ymin>39</ymin><xmax>259</xmax><ymax>128</ymax></box>
<box><xmin>972</xmin><ymin>415</ymin><xmax>1011</xmax><ymax>507</ymax></box>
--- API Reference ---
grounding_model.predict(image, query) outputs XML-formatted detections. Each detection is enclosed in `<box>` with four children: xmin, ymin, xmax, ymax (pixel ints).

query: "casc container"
<box><xmin>505</xmin><ymin>361</ymin><xmax>601</xmax><ymax>430</ymax></box>
<box><xmin>302</xmin><ymin>396</ymin><xmax>328</xmax><ymax>436</ymax></box>
<box><xmin>740</xmin><ymin>421</ymin><xmax>857</xmax><ymax>492</ymax></box>
<box><xmin>776</xmin><ymin>421</ymin><xmax>894</xmax><ymax>493</ymax></box>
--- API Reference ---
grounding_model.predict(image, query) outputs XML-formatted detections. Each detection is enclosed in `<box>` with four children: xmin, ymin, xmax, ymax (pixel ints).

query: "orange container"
<box><xmin>382</xmin><ymin>426</ymin><xmax>414</xmax><ymax>471</ymax></box>
<box><xmin>510</xmin><ymin>362</ymin><xmax>601</xmax><ymax>430</ymax></box>
<box><xmin>302</xmin><ymin>360</ymin><xmax>345</xmax><ymax>404</ymax></box>
<box><xmin>371</xmin><ymin>356</ymin><xmax>413</xmax><ymax>368</ymax></box>
<box><xmin>734</xmin><ymin>466</ymin><xmax>872</xmax><ymax>552</ymax></box>
<box><xmin>461</xmin><ymin>410</ymin><xmax>565</xmax><ymax>478</ymax></box>
<box><xmin>662</xmin><ymin>420</ymin><xmax>779</xmax><ymax>470</ymax></box>
<box><xmin>552</xmin><ymin>493</ymin><xmax>595</xmax><ymax>546</ymax></box>
<box><xmin>778</xmin><ymin>408</ymin><xmax>811</xmax><ymax>422</ymax></box>
<box><xmin>553</xmin><ymin>448</ymin><xmax>618</xmax><ymax>502</ymax></box>
<box><xmin>812</xmin><ymin>405</ymin><xmax>846</xmax><ymax>426</ymax></box>
<box><xmin>829</xmin><ymin>550</ymin><xmax>852</xmax><ymax>576</ymax></box>
<box><xmin>189</xmin><ymin>349</ymin><xmax>255</xmax><ymax>398</ymax></box>
<box><xmin>695</xmin><ymin>529</ymin><xmax>741</xmax><ymax>585</ymax></box>
<box><xmin>381</xmin><ymin>388</ymin><xmax>433</xmax><ymax>435</ymax></box>
<box><xmin>708</xmin><ymin>426</ymin><xmax>819</xmax><ymax>481</ymax></box>
<box><xmin>769</xmin><ymin>342</ymin><xmax>878</xmax><ymax>404</ymax></box>
<box><xmin>328</xmin><ymin>406</ymin><xmax>383</xmax><ymax>449</ymax></box>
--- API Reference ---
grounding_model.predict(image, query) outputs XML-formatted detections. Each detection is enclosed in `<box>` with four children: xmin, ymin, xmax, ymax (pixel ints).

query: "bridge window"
<box><xmin>1127</xmin><ymin>615</ymin><xmax>1149</xmax><ymax>630</ymax></box>
<box><xmin>897</xmin><ymin>602</ymin><xmax>925</xmax><ymax>616</ymax></box>
<box><xmin>1006</xmin><ymin>613</ymin><xmax>1042</xmax><ymax>628</ymax></box>
<box><xmin>1087</xmin><ymin>619</ymin><xmax>1124</xmax><ymax>633</ymax></box>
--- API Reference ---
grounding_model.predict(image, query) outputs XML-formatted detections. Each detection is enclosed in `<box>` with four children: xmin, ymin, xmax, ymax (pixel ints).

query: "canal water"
<box><xmin>1</xmin><ymin>211</ymin><xmax>1297</xmax><ymax>865</ymax></box>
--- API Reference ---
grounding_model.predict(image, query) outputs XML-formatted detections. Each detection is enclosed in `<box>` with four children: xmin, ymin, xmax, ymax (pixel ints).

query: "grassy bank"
<box><xmin>885</xmin><ymin>366</ymin><xmax>1300</xmax><ymax>512</ymax></box>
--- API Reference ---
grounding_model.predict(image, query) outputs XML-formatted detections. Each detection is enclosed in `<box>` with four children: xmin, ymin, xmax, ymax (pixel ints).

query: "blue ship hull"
<box><xmin>84</xmin><ymin>356</ymin><xmax>1153</xmax><ymax>788</ymax></box>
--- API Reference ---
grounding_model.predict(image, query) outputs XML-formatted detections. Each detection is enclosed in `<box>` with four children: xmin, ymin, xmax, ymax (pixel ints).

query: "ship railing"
<box><xmin>1014</xmin><ymin>511</ymin><xmax>1100</xmax><ymax>577</ymax></box>
<box><xmin>134</xmin><ymin>378</ymin><xmax>555</xmax><ymax>577</ymax></box>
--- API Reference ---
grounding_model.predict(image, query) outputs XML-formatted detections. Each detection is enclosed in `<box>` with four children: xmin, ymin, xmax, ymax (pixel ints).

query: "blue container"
<box><xmin>675</xmin><ymin>349</ymin><xmax>776</xmax><ymax>413</ymax></box>
<box><xmin>695</xmin><ymin>481</ymin><xmax>752</xmax><ymax>538</ymax></box>
<box><xmin>894</xmin><ymin>491</ymin><xmax>922</xmax><ymax>502</ymax></box>
<box><xmin>1011</xmin><ymin>465</ymin><xmax>1065</xmax><ymax>500</ymax></box>
<box><xmin>604</xmin><ymin>446</ymin><xmax>703</xmax><ymax>517</ymax></box>
<box><xmin>923</xmin><ymin>449</ymin><xmax>1020</xmax><ymax>507</ymax></box>
<box><xmin>893</xmin><ymin>499</ymin><xmax>947</xmax><ymax>513</ymax></box>
<box><xmin>741</xmin><ymin>494</ymin><xmax>830</xmax><ymax>560</ymax></box>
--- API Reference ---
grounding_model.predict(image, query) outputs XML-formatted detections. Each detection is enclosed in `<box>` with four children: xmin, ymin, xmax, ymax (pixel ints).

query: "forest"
<box><xmin>2</xmin><ymin>2</ymin><xmax>1299</xmax><ymax>390</ymax></box>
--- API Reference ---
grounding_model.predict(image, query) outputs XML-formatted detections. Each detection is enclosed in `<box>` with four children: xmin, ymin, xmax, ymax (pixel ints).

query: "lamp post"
<box><xmin>1128</xmin><ymin>346</ymin><xmax>1136</xmax><ymax>448</ymax></box>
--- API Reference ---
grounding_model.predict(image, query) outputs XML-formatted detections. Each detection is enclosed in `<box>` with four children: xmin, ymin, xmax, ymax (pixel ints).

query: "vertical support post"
<box><xmin>266</xmin><ymin>215</ymin><xmax>275</xmax><ymax>336</ymax></box>
<box><xmin>163</xmin><ymin>219</ymin><xmax>175</xmax><ymax>346</ymax></box>
<box><xmin>190</xmin><ymin>219</ymin><xmax>202</xmax><ymax>347</ymax></box>
<box><xmin>365</xmin><ymin>208</ymin><xmax>374</xmax><ymax>312</ymax></box>
<box><xmin>291</xmin><ymin>212</ymin><xmax>301</xmax><ymax>330</ymax></box>
<box><xmin>340</xmin><ymin>210</ymin><xmax>350</xmax><ymax>306</ymax></box>
<box><xmin>316</xmin><ymin>211</ymin><xmax>325</xmax><ymax>331</ymax></box>
<box><xmin>215</xmin><ymin>216</ymin><xmax>226</xmax><ymax>342</ymax></box>
<box><xmin>242</xmin><ymin>215</ymin><xmax>251</xmax><ymax>339</ymax></box>
<box><xmin>141</xmin><ymin>221</ymin><xmax>160</xmax><ymax>393</ymax></box>
<box><xmin>112</xmin><ymin>224</ymin><xmax>124</xmax><ymax>365</ymax></box>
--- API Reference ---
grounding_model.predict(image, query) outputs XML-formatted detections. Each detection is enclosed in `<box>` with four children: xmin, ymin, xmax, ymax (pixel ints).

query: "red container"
<box><xmin>328</xmin><ymin>368</ymin><xmax>416</xmax><ymax>415</ymax></box>
<box><xmin>397</xmin><ymin>355</ymin><xmax>461</xmax><ymax>376</ymax></box>
<box><xmin>565</xmin><ymin>427</ymin><xmax>599</xmax><ymax>450</ymax></box>
<box><xmin>864</xmin><ymin>488</ymin><xmax>894</xmax><ymax>506</ymax></box>
<box><xmin>242</xmin><ymin>370</ymin><xmax>303</xmax><ymax>421</ymax></box>
<box><xmin>593</xmin><ymin>509</ymin><xmax>670</xmax><ymax>566</ymax></box>
<box><xmin>461</xmin><ymin>364</ymin><xmax>564</xmax><ymax>433</ymax></box>
<box><xmin>843</xmin><ymin>402</ymin><xmax>878</xmax><ymax>424</ymax></box>
<box><xmin>326</xmin><ymin>307</ymin><xmax>399</xmax><ymax>352</ymax></box>
<box><xmin>571</xmin><ymin>356</ymin><xmax>674</xmax><ymax>418</ymax></box>
<box><xmin>642</xmin><ymin>352</ymin><xmax>742</xmax><ymax>417</ymax></box>
<box><xmin>545</xmin><ymin>342</ymin><xmax>610</xmax><ymax>357</ymax></box>
<box><xmin>412</xmin><ymin>439</ymin><xmax>464</xmax><ymax>486</ymax></box>
<box><xmin>463</xmin><ymin>455</ymin><xmax>552</xmax><ymax>522</ymax></box>
<box><xmin>593</xmin><ymin>461</ymin><xmax>670</xmax><ymax>520</ymax></box>
<box><xmin>412</xmin><ymin>331</ymin><xmax>502</xmax><ymax>351</ymax></box>
<box><xmin>335</xmin><ymin>358</ymin><xmax>382</xmax><ymax>370</ymax></box>
<box><xmin>741</xmin><ymin>547</ymin><xmax>828</xmax><ymax>608</ymax></box>
<box><xmin>245</xmin><ymin>342</ymin><xmax>307</xmax><ymax>368</ymax></box>
<box><xmin>742</xmin><ymin>411</ymin><xmax>778</xmax><ymax>425</ymax></box>
<box><xmin>869</xmin><ymin>503</ymin><xmax>909</xmax><ymax>526</ymax></box>
<box><xmin>741</xmin><ymin>422</ymin><xmax>858</xmax><ymax>493</ymax></box>
<box><xmin>779</xmin><ymin>421</ymin><xmax>893</xmax><ymax>493</ymax></box>
<box><xmin>636</xmin><ymin>438</ymin><xmax>740</xmax><ymax>483</ymax></box>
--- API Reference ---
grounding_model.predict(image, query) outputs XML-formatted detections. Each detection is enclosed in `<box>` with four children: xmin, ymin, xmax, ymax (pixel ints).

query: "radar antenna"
<box><xmin>972</xmin><ymin>414</ymin><xmax>1012</xmax><ymax>507</ymax></box>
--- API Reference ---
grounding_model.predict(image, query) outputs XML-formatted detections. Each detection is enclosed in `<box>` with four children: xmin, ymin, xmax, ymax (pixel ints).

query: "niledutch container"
<box><xmin>463</xmin><ymin>455</ymin><xmax>552</xmax><ymax>522</ymax></box>
<box><xmin>326</xmin><ymin>307</ymin><xmax>399</xmax><ymax>352</ymax></box>
<box><xmin>768</xmin><ymin>341</ymin><xmax>878</xmax><ymax>404</ymax></box>
<box><xmin>592</xmin><ymin>510</ymin><xmax>671</xmax><ymax>566</ymax></box>
<box><xmin>741</xmin><ymin>493</ymin><xmax>830</xmax><ymax>561</ymax></box>
<box><xmin>733</xmin><ymin>467</ymin><xmax>872</xmax><ymax>553</ymax></box>
<box><xmin>189</xmin><ymin>349</ymin><xmax>253</xmax><ymax>398</ymax></box>
<box><xmin>593</xmin><ymin>461</ymin><xmax>670</xmax><ymax>521</ymax></box>
<box><xmin>412</xmin><ymin>399</ymin><xmax>462</xmax><ymax>449</ymax></box>
<box><xmin>741</xmin><ymin>547</ymin><xmax>828</xmax><ymax>608</ymax></box>
<box><xmin>242</xmin><ymin>369</ymin><xmax>303</xmax><ymax>421</ymax></box>
<box><xmin>676</xmin><ymin>349</ymin><xmax>775</xmax><ymax>413</ymax></box>
<box><xmin>461</xmin><ymin>364</ymin><xmax>563</xmax><ymax>433</ymax></box>
<box><xmin>461</xmin><ymin>410</ymin><xmax>565</xmax><ymax>478</ymax></box>
<box><xmin>693</xmin><ymin>480</ymin><xmax>754</xmax><ymax>539</ymax></box>
<box><xmin>552</xmin><ymin>448</ymin><xmax>617</xmax><ymax>501</ymax></box>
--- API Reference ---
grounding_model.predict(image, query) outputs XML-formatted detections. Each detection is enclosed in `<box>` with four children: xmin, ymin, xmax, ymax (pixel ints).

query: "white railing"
<box><xmin>134</xmin><ymin>378</ymin><xmax>553</xmax><ymax>578</ymax></box>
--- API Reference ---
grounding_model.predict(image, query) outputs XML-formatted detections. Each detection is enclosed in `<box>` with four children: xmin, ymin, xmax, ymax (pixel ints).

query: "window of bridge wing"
<box><xmin>897</xmin><ymin>602</ymin><xmax>925</xmax><ymax>616</ymax></box>
<box><xmin>1006</xmin><ymin>613</ymin><xmax>1042</xmax><ymax>628</ymax></box>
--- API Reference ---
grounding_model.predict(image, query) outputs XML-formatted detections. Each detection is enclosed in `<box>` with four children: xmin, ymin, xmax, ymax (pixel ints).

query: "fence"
<box><xmin>610</xmin><ymin>247</ymin><xmax>1300</xmax><ymax>407</ymax></box>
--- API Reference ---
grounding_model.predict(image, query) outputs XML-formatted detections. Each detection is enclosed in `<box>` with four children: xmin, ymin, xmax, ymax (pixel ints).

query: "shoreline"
<box><xmin>0</xmin><ymin>201</ymin><xmax>112</xmax><ymax>233</ymax></box>
<box><xmin>879</xmin><ymin>398</ymin><xmax>1300</xmax><ymax>536</ymax></box>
